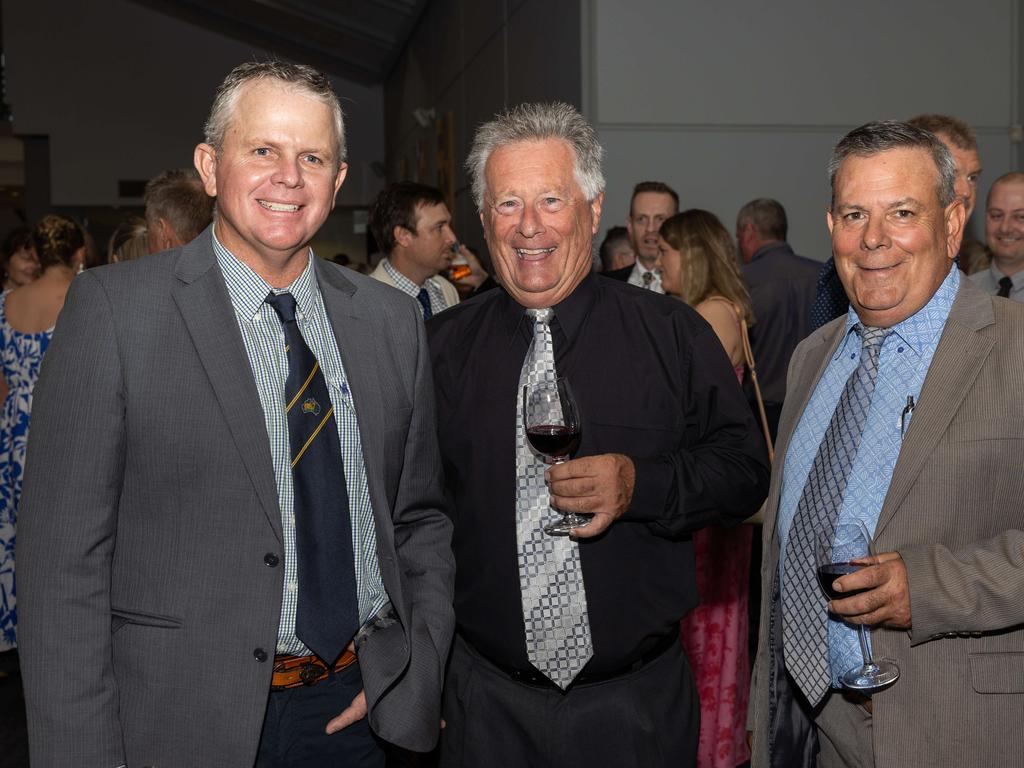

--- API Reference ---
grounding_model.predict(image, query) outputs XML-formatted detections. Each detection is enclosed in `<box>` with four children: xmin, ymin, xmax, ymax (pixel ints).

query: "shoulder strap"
<box><xmin>736</xmin><ymin>305</ymin><xmax>775</xmax><ymax>464</ymax></box>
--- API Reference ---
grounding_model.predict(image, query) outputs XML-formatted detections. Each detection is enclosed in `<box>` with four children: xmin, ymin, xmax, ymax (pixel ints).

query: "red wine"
<box><xmin>526</xmin><ymin>424</ymin><xmax>580</xmax><ymax>459</ymax></box>
<box><xmin>817</xmin><ymin>562</ymin><xmax>863</xmax><ymax>600</ymax></box>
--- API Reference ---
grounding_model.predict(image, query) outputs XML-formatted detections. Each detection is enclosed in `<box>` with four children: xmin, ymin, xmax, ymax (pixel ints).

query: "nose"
<box><xmin>862</xmin><ymin>215</ymin><xmax>890</xmax><ymax>250</ymax></box>
<box><xmin>272</xmin><ymin>156</ymin><xmax>302</xmax><ymax>187</ymax></box>
<box><xmin>518</xmin><ymin>204</ymin><xmax>545</xmax><ymax>238</ymax></box>
<box><xmin>444</xmin><ymin>225</ymin><xmax>457</xmax><ymax>246</ymax></box>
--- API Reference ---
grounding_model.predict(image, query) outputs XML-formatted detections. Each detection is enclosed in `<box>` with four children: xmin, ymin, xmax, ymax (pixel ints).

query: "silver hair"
<box><xmin>828</xmin><ymin>120</ymin><xmax>957</xmax><ymax>210</ymax></box>
<box><xmin>466</xmin><ymin>102</ymin><xmax>605</xmax><ymax>211</ymax></box>
<box><xmin>204</xmin><ymin>60</ymin><xmax>347</xmax><ymax>164</ymax></box>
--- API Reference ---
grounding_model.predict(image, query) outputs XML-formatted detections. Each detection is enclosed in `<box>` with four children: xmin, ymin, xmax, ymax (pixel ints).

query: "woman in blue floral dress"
<box><xmin>0</xmin><ymin>215</ymin><xmax>84</xmax><ymax>651</ymax></box>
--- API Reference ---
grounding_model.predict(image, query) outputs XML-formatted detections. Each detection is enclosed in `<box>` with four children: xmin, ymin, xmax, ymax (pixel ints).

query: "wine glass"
<box><xmin>522</xmin><ymin>377</ymin><xmax>585</xmax><ymax>536</ymax></box>
<box><xmin>816</xmin><ymin>520</ymin><xmax>900</xmax><ymax>691</ymax></box>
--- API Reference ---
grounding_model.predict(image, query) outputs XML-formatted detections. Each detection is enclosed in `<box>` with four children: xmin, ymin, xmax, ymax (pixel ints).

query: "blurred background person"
<box><xmin>597</xmin><ymin>225</ymin><xmax>635</xmax><ymax>273</ymax></box>
<box><xmin>143</xmin><ymin>168</ymin><xmax>215</xmax><ymax>254</ymax></box>
<box><xmin>0</xmin><ymin>214</ymin><xmax>85</xmax><ymax>656</ymax></box>
<box><xmin>107</xmin><ymin>217</ymin><xmax>149</xmax><ymax>263</ymax></box>
<box><xmin>658</xmin><ymin>208</ymin><xmax>755</xmax><ymax>768</ymax></box>
<box><xmin>1</xmin><ymin>228</ymin><xmax>40</xmax><ymax>294</ymax></box>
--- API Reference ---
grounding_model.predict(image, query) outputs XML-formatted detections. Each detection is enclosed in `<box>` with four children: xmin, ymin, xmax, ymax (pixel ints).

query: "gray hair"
<box><xmin>828</xmin><ymin>121</ymin><xmax>957</xmax><ymax>210</ymax></box>
<box><xmin>737</xmin><ymin>197</ymin><xmax>787</xmax><ymax>241</ymax></box>
<box><xmin>466</xmin><ymin>102</ymin><xmax>605</xmax><ymax>211</ymax></box>
<box><xmin>204</xmin><ymin>60</ymin><xmax>347</xmax><ymax>164</ymax></box>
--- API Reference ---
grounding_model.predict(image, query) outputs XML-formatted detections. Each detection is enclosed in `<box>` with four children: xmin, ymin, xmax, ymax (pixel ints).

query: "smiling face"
<box><xmin>985</xmin><ymin>178</ymin><xmax>1024</xmax><ymax>273</ymax></box>
<box><xmin>481</xmin><ymin>138</ymin><xmax>602</xmax><ymax>309</ymax></box>
<box><xmin>194</xmin><ymin>80</ymin><xmax>346</xmax><ymax>282</ymax></box>
<box><xmin>828</xmin><ymin>147</ymin><xmax>964</xmax><ymax>328</ymax></box>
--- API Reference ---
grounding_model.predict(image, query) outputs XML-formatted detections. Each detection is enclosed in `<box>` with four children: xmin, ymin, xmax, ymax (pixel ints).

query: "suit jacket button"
<box><xmin>264</xmin><ymin>553</ymin><xmax>280</xmax><ymax>567</ymax></box>
<box><xmin>254</xmin><ymin>648</ymin><xmax>268</xmax><ymax>663</ymax></box>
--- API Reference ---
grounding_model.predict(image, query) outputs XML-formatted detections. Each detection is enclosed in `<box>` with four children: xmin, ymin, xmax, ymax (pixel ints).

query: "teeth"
<box><xmin>259</xmin><ymin>200</ymin><xmax>299</xmax><ymax>212</ymax></box>
<box><xmin>515</xmin><ymin>247</ymin><xmax>556</xmax><ymax>256</ymax></box>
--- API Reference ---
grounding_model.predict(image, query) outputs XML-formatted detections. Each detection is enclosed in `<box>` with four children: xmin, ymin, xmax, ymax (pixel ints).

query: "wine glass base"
<box><xmin>544</xmin><ymin>514</ymin><xmax>591</xmax><ymax>536</ymax></box>
<box><xmin>841</xmin><ymin>661</ymin><xmax>900</xmax><ymax>692</ymax></box>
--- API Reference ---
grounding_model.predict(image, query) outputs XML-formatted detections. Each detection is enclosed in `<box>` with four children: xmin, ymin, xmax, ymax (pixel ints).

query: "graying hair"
<box><xmin>828</xmin><ymin>121</ymin><xmax>957</xmax><ymax>210</ymax></box>
<box><xmin>466</xmin><ymin>102</ymin><xmax>605</xmax><ymax>211</ymax></box>
<box><xmin>736</xmin><ymin>197</ymin><xmax>787</xmax><ymax>241</ymax></box>
<box><xmin>204</xmin><ymin>61</ymin><xmax>347</xmax><ymax>164</ymax></box>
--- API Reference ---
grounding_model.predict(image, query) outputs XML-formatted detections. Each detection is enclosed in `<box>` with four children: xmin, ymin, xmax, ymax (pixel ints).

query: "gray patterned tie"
<box><xmin>516</xmin><ymin>308</ymin><xmax>593</xmax><ymax>689</ymax></box>
<box><xmin>781</xmin><ymin>324</ymin><xmax>891</xmax><ymax>706</ymax></box>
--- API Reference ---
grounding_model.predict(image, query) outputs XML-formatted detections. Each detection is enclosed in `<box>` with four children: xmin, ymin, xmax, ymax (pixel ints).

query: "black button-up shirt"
<box><xmin>427</xmin><ymin>272</ymin><xmax>769</xmax><ymax>676</ymax></box>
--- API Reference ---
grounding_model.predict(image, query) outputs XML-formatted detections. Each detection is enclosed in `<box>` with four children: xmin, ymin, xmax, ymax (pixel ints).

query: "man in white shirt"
<box><xmin>368</xmin><ymin>181</ymin><xmax>466</xmax><ymax>318</ymax></box>
<box><xmin>971</xmin><ymin>172</ymin><xmax>1024</xmax><ymax>301</ymax></box>
<box><xmin>605</xmin><ymin>181</ymin><xmax>678</xmax><ymax>292</ymax></box>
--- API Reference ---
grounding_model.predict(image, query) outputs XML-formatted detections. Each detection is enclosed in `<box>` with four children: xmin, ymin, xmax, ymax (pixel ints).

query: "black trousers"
<box><xmin>440</xmin><ymin>635</ymin><xmax>698</xmax><ymax>768</ymax></box>
<box><xmin>257</xmin><ymin>661</ymin><xmax>386</xmax><ymax>768</ymax></box>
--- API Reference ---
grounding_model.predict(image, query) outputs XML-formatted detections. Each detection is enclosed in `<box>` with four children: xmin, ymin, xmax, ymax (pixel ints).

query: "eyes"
<box><xmin>492</xmin><ymin>196</ymin><xmax>568</xmax><ymax>215</ymax></box>
<box><xmin>252</xmin><ymin>147</ymin><xmax>326</xmax><ymax>166</ymax></box>
<box><xmin>840</xmin><ymin>209</ymin><xmax>915</xmax><ymax>224</ymax></box>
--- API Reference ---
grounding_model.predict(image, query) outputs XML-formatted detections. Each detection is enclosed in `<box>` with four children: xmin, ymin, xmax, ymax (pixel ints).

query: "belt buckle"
<box><xmin>299</xmin><ymin>661</ymin><xmax>325</xmax><ymax>686</ymax></box>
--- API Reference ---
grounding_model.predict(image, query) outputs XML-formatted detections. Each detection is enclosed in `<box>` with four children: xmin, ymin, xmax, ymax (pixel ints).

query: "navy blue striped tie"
<box><xmin>266</xmin><ymin>292</ymin><xmax>359</xmax><ymax>664</ymax></box>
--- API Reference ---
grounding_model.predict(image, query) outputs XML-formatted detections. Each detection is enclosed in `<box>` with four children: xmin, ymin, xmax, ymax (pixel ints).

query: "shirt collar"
<box><xmin>836</xmin><ymin>265</ymin><xmax>960</xmax><ymax>359</ymax></box>
<box><xmin>382</xmin><ymin>257</ymin><xmax>428</xmax><ymax>292</ymax></box>
<box><xmin>987</xmin><ymin>261</ymin><xmax>1024</xmax><ymax>286</ymax></box>
<box><xmin>498</xmin><ymin>271</ymin><xmax>600</xmax><ymax>345</ymax></box>
<box><xmin>212</xmin><ymin>229</ymin><xmax>316</xmax><ymax>321</ymax></box>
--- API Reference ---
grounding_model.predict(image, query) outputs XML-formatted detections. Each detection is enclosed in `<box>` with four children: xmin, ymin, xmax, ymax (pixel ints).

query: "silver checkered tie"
<box><xmin>516</xmin><ymin>308</ymin><xmax>593</xmax><ymax>689</ymax></box>
<box><xmin>781</xmin><ymin>324</ymin><xmax>891</xmax><ymax>707</ymax></box>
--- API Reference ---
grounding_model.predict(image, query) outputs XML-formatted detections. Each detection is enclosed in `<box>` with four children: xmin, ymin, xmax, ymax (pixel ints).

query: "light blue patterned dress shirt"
<box><xmin>779</xmin><ymin>266</ymin><xmax>959</xmax><ymax>685</ymax></box>
<box><xmin>214</xmin><ymin>233</ymin><xmax>388</xmax><ymax>656</ymax></box>
<box><xmin>382</xmin><ymin>258</ymin><xmax>452</xmax><ymax>316</ymax></box>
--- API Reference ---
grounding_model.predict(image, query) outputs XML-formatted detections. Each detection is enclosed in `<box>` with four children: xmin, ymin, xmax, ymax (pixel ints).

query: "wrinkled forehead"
<box><xmin>484</xmin><ymin>138</ymin><xmax>582</xmax><ymax>198</ymax></box>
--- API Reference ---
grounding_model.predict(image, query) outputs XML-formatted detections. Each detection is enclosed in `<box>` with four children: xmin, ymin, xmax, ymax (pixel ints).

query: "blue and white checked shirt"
<box><xmin>779</xmin><ymin>266</ymin><xmax>959</xmax><ymax>685</ymax></box>
<box><xmin>382</xmin><ymin>258</ymin><xmax>452</xmax><ymax>316</ymax></box>
<box><xmin>214</xmin><ymin>232</ymin><xmax>388</xmax><ymax>656</ymax></box>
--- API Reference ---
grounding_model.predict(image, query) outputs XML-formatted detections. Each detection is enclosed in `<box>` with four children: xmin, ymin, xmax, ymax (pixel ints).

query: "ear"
<box><xmin>194</xmin><ymin>143</ymin><xmax>219</xmax><ymax>197</ymax></box>
<box><xmin>826</xmin><ymin>207</ymin><xmax>835</xmax><ymax>236</ymax></box>
<box><xmin>589</xmin><ymin>192</ymin><xmax>604</xmax><ymax>235</ymax></box>
<box><xmin>157</xmin><ymin>218</ymin><xmax>178</xmax><ymax>250</ymax></box>
<box><xmin>944</xmin><ymin>198</ymin><xmax>966</xmax><ymax>260</ymax></box>
<box><xmin>330</xmin><ymin>163</ymin><xmax>348</xmax><ymax>211</ymax></box>
<box><xmin>394</xmin><ymin>224</ymin><xmax>413</xmax><ymax>248</ymax></box>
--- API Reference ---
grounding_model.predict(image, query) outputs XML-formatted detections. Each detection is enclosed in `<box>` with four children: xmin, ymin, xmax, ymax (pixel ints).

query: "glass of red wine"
<box><xmin>816</xmin><ymin>520</ymin><xmax>900</xmax><ymax>691</ymax></box>
<box><xmin>522</xmin><ymin>377</ymin><xmax>585</xmax><ymax>536</ymax></box>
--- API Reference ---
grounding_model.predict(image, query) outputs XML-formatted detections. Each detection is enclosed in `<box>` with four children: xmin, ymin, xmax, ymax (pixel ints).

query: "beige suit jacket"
<box><xmin>750</xmin><ymin>277</ymin><xmax>1024</xmax><ymax>767</ymax></box>
<box><xmin>369</xmin><ymin>259</ymin><xmax>459</xmax><ymax>311</ymax></box>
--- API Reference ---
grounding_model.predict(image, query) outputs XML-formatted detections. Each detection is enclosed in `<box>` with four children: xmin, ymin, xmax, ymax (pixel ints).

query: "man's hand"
<box><xmin>828</xmin><ymin>551</ymin><xmax>912</xmax><ymax>630</ymax></box>
<box><xmin>546</xmin><ymin>453</ymin><xmax>635</xmax><ymax>538</ymax></box>
<box><xmin>325</xmin><ymin>641</ymin><xmax>366</xmax><ymax>735</ymax></box>
<box><xmin>452</xmin><ymin>245</ymin><xmax>488</xmax><ymax>297</ymax></box>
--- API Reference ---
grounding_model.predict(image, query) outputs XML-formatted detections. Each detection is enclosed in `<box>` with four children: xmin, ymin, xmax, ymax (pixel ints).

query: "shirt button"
<box><xmin>897</xmin><ymin>346</ymin><xmax>905</xmax><ymax>353</ymax></box>
<box><xmin>254</xmin><ymin>648</ymin><xmax>268</xmax><ymax>663</ymax></box>
<box><xmin>264</xmin><ymin>553</ymin><xmax>280</xmax><ymax>567</ymax></box>
<box><xmin>287</xmin><ymin>581</ymin><xmax>298</xmax><ymax>593</ymax></box>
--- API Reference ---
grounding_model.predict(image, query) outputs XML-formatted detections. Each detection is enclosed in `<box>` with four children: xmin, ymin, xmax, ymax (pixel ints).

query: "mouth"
<box><xmin>258</xmin><ymin>199</ymin><xmax>301</xmax><ymax>213</ymax></box>
<box><xmin>515</xmin><ymin>246</ymin><xmax>556</xmax><ymax>261</ymax></box>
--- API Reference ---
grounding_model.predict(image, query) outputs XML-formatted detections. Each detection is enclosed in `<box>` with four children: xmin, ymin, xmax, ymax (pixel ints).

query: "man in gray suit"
<box><xmin>18</xmin><ymin>61</ymin><xmax>454</xmax><ymax>767</ymax></box>
<box><xmin>750</xmin><ymin>121</ymin><xmax>1024</xmax><ymax>767</ymax></box>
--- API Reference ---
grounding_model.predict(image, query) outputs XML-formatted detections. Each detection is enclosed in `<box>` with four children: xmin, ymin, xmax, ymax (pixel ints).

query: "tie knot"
<box><xmin>999</xmin><ymin>276</ymin><xmax>1013</xmax><ymax>293</ymax></box>
<box><xmin>642</xmin><ymin>271</ymin><xmax>653</xmax><ymax>287</ymax></box>
<box><xmin>266</xmin><ymin>291</ymin><xmax>298</xmax><ymax>323</ymax></box>
<box><xmin>527</xmin><ymin>307</ymin><xmax>553</xmax><ymax>326</ymax></box>
<box><xmin>856</xmin><ymin>324</ymin><xmax>891</xmax><ymax>352</ymax></box>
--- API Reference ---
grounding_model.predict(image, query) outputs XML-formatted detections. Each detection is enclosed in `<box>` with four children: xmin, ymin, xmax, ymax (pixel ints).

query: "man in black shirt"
<box><xmin>427</xmin><ymin>102</ymin><xmax>769</xmax><ymax>767</ymax></box>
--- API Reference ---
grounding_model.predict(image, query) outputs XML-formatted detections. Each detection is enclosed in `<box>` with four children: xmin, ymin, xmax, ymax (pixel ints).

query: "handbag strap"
<box><xmin>737</xmin><ymin>306</ymin><xmax>775</xmax><ymax>463</ymax></box>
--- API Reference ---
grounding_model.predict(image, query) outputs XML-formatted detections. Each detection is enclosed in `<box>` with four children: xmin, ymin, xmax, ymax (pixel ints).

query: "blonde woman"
<box><xmin>658</xmin><ymin>209</ymin><xmax>754</xmax><ymax>768</ymax></box>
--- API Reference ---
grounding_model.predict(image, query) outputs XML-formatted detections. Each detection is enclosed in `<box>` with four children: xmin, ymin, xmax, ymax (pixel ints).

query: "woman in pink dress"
<box><xmin>658</xmin><ymin>209</ymin><xmax>756</xmax><ymax>768</ymax></box>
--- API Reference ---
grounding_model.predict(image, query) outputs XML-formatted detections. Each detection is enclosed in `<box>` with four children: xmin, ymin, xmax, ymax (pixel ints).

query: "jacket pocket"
<box><xmin>969</xmin><ymin>652</ymin><xmax>1024</xmax><ymax>693</ymax></box>
<box><xmin>110</xmin><ymin>606</ymin><xmax>183</xmax><ymax>634</ymax></box>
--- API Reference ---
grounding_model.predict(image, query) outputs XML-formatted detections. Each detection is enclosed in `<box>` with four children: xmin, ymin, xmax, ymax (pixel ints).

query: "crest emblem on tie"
<box><xmin>301</xmin><ymin>398</ymin><xmax>321</xmax><ymax>416</ymax></box>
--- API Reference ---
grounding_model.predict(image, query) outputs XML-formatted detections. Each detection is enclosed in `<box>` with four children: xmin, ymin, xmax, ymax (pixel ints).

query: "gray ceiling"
<box><xmin>131</xmin><ymin>0</ymin><xmax>429</xmax><ymax>85</ymax></box>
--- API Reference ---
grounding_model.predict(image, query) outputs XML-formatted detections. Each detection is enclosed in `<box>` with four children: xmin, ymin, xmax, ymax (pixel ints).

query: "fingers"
<box><xmin>569</xmin><ymin>512</ymin><xmax>613</xmax><ymax>539</ymax></box>
<box><xmin>828</xmin><ymin>559</ymin><xmax>911</xmax><ymax>630</ymax></box>
<box><xmin>325</xmin><ymin>689</ymin><xmax>368</xmax><ymax>735</ymax></box>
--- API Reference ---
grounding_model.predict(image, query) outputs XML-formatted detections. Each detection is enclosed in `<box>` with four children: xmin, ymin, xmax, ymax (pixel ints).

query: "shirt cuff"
<box><xmin>620</xmin><ymin>454</ymin><xmax>674</xmax><ymax>522</ymax></box>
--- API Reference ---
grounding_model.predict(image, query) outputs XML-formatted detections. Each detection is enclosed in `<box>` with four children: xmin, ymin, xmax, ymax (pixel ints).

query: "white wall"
<box><xmin>3</xmin><ymin>0</ymin><xmax>386</xmax><ymax>208</ymax></box>
<box><xmin>586</xmin><ymin>0</ymin><xmax>1022</xmax><ymax>260</ymax></box>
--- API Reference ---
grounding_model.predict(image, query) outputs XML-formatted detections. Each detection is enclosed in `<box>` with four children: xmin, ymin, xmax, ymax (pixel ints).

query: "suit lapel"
<box><xmin>766</xmin><ymin>320</ymin><xmax>846</xmax><ymax>540</ymax></box>
<box><xmin>171</xmin><ymin>233</ymin><xmax>283</xmax><ymax>543</ymax></box>
<box><xmin>874</xmin><ymin>282</ymin><xmax>995</xmax><ymax>538</ymax></box>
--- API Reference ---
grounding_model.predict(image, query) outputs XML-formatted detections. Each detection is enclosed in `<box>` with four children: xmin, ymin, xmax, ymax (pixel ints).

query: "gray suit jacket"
<box><xmin>18</xmin><ymin>230</ymin><xmax>455</xmax><ymax>767</ymax></box>
<box><xmin>750</xmin><ymin>277</ymin><xmax>1024</xmax><ymax>767</ymax></box>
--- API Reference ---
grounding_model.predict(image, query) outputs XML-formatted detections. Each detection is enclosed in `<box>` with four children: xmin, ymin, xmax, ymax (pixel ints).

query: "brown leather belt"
<box><xmin>271</xmin><ymin>650</ymin><xmax>357</xmax><ymax>690</ymax></box>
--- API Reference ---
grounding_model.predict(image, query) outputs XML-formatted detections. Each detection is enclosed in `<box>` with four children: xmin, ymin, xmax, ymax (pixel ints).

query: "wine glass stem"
<box><xmin>857</xmin><ymin>625</ymin><xmax>876</xmax><ymax>667</ymax></box>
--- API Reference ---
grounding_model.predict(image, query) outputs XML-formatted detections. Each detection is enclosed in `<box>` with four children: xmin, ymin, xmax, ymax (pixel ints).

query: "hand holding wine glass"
<box><xmin>816</xmin><ymin>520</ymin><xmax>900</xmax><ymax>692</ymax></box>
<box><xmin>522</xmin><ymin>376</ymin><xmax>586</xmax><ymax>536</ymax></box>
